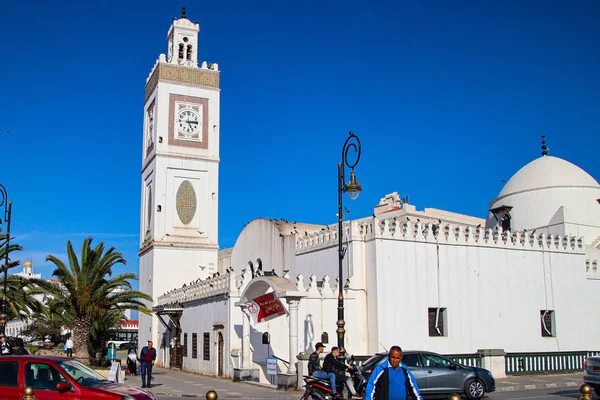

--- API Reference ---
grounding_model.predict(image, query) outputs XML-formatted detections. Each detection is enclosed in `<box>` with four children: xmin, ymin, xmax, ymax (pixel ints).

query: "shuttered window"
<box><xmin>183</xmin><ymin>333</ymin><xmax>188</xmax><ymax>357</ymax></box>
<box><xmin>428</xmin><ymin>308</ymin><xmax>447</xmax><ymax>337</ymax></box>
<box><xmin>203</xmin><ymin>333</ymin><xmax>210</xmax><ymax>361</ymax></box>
<box><xmin>192</xmin><ymin>333</ymin><xmax>197</xmax><ymax>359</ymax></box>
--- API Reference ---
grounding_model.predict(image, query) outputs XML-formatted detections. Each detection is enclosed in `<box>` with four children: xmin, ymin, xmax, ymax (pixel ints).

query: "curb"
<box><xmin>497</xmin><ymin>380</ymin><xmax>581</xmax><ymax>392</ymax></box>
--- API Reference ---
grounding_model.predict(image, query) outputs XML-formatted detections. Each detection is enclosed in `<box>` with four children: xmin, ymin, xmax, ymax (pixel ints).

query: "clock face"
<box><xmin>176</xmin><ymin>109</ymin><xmax>201</xmax><ymax>137</ymax></box>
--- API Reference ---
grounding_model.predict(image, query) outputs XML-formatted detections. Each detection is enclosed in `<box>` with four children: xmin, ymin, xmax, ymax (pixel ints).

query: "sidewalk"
<box><xmin>123</xmin><ymin>367</ymin><xmax>299</xmax><ymax>399</ymax></box>
<box><xmin>494</xmin><ymin>372</ymin><xmax>584</xmax><ymax>392</ymax></box>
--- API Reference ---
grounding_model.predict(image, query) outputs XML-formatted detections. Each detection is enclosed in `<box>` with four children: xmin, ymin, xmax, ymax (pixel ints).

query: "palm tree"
<box><xmin>87</xmin><ymin>308</ymin><xmax>126</xmax><ymax>359</ymax></box>
<box><xmin>44</xmin><ymin>237</ymin><xmax>152</xmax><ymax>360</ymax></box>
<box><xmin>0</xmin><ymin>234</ymin><xmax>45</xmax><ymax>322</ymax></box>
<box><xmin>21</xmin><ymin>302</ymin><xmax>67</xmax><ymax>345</ymax></box>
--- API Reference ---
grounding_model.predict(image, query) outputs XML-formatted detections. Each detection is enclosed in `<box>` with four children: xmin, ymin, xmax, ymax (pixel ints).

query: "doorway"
<box><xmin>217</xmin><ymin>332</ymin><xmax>224</xmax><ymax>377</ymax></box>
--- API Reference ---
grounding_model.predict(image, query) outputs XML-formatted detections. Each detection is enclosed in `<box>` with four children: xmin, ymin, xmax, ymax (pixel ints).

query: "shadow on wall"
<box><xmin>303</xmin><ymin>313</ymin><xmax>330</xmax><ymax>353</ymax></box>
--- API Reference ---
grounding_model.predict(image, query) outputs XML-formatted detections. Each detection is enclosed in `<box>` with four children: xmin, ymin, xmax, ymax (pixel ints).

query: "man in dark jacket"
<box><xmin>365</xmin><ymin>346</ymin><xmax>421</xmax><ymax>400</ymax></box>
<box><xmin>308</xmin><ymin>342</ymin><xmax>337</xmax><ymax>393</ymax></box>
<box><xmin>139</xmin><ymin>340</ymin><xmax>157</xmax><ymax>388</ymax></box>
<box><xmin>323</xmin><ymin>347</ymin><xmax>361</xmax><ymax>399</ymax></box>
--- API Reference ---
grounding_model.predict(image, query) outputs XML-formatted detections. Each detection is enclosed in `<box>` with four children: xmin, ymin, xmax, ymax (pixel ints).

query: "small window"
<box><xmin>0</xmin><ymin>361</ymin><xmax>19</xmax><ymax>387</ymax></box>
<box><xmin>25</xmin><ymin>363</ymin><xmax>67</xmax><ymax>391</ymax></box>
<box><xmin>203</xmin><ymin>333</ymin><xmax>210</xmax><ymax>361</ymax></box>
<box><xmin>321</xmin><ymin>332</ymin><xmax>329</xmax><ymax>344</ymax></box>
<box><xmin>428</xmin><ymin>308</ymin><xmax>447</xmax><ymax>337</ymax></box>
<box><xmin>183</xmin><ymin>333</ymin><xmax>188</xmax><ymax>357</ymax></box>
<box><xmin>192</xmin><ymin>333</ymin><xmax>197</xmax><ymax>359</ymax></box>
<box><xmin>541</xmin><ymin>310</ymin><xmax>555</xmax><ymax>337</ymax></box>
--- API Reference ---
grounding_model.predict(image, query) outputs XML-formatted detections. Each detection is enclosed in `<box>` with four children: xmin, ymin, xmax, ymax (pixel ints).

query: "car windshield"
<box><xmin>56</xmin><ymin>360</ymin><xmax>108</xmax><ymax>386</ymax></box>
<box><xmin>361</xmin><ymin>353</ymin><xmax>387</xmax><ymax>369</ymax></box>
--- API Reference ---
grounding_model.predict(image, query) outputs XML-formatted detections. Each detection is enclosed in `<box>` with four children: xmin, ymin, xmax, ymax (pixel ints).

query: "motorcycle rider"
<box><xmin>365</xmin><ymin>346</ymin><xmax>422</xmax><ymax>400</ymax></box>
<box><xmin>308</xmin><ymin>342</ymin><xmax>337</xmax><ymax>394</ymax></box>
<box><xmin>324</xmin><ymin>346</ymin><xmax>363</xmax><ymax>399</ymax></box>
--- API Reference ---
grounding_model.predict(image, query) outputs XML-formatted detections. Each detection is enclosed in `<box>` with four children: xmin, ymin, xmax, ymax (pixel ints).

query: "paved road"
<box><xmin>125</xmin><ymin>367</ymin><xmax>592</xmax><ymax>399</ymax></box>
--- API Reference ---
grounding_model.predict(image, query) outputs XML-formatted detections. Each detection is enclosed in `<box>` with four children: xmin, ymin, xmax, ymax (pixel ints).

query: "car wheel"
<box><xmin>465</xmin><ymin>378</ymin><xmax>486</xmax><ymax>399</ymax></box>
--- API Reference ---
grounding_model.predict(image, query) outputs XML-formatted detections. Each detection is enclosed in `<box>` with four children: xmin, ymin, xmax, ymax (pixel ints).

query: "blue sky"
<box><xmin>1</xmin><ymin>0</ymin><xmax>599</xmax><ymax>286</ymax></box>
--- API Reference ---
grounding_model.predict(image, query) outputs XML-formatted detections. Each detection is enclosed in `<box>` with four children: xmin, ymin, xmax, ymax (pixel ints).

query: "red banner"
<box><xmin>249</xmin><ymin>292</ymin><xmax>287</xmax><ymax>323</ymax></box>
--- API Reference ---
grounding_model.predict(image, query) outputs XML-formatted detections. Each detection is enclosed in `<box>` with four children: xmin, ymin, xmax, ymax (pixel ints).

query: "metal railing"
<box><xmin>505</xmin><ymin>351</ymin><xmax>600</xmax><ymax>375</ymax></box>
<box><xmin>446</xmin><ymin>353</ymin><xmax>482</xmax><ymax>368</ymax></box>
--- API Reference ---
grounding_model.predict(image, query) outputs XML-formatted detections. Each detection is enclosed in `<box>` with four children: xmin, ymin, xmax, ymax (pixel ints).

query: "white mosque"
<box><xmin>138</xmin><ymin>10</ymin><xmax>600</xmax><ymax>390</ymax></box>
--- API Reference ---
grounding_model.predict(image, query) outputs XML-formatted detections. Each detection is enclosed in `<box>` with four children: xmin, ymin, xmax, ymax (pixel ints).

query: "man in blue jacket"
<box><xmin>365</xmin><ymin>346</ymin><xmax>422</xmax><ymax>400</ymax></box>
<box><xmin>139</xmin><ymin>340</ymin><xmax>157</xmax><ymax>388</ymax></box>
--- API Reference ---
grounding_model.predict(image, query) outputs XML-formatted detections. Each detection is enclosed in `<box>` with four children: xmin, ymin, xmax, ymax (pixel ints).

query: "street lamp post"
<box><xmin>0</xmin><ymin>184</ymin><xmax>12</xmax><ymax>336</ymax></box>
<box><xmin>337</xmin><ymin>132</ymin><xmax>362</xmax><ymax>360</ymax></box>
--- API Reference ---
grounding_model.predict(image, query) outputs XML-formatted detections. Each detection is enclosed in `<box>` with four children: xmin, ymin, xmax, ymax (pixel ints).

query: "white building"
<box><xmin>140</xmin><ymin>10</ymin><xmax>600</xmax><ymax>389</ymax></box>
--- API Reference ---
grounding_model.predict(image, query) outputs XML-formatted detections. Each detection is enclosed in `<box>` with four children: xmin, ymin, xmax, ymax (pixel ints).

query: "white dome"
<box><xmin>498</xmin><ymin>156</ymin><xmax>599</xmax><ymax>198</ymax></box>
<box><xmin>487</xmin><ymin>155</ymin><xmax>600</xmax><ymax>243</ymax></box>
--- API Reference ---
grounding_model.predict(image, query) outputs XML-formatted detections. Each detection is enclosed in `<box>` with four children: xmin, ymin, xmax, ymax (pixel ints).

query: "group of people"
<box><xmin>126</xmin><ymin>340</ymin><xmax>157</xmax><ymax>389</ymax></box>
<box><xmin>308</xmin><ymin>342</ymin><xmax>422</xmax><ymax>400</ymax></box>
<box><xmin>0</xmin><ymin>334</ymin><xmax>29</xmax><ymax>355</ymax></box>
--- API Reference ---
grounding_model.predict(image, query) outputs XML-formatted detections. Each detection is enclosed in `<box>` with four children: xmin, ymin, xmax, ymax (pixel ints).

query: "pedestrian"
<box><xmin>365</xmin><ymin>346</ymin><xmax>422</xmax><ymax>400</ymax></box>
<box><xmin>308</xmin><ymin>343</ymin><xmax>341</xmax><ymax>396</ymax></box>
<box><xmin>0</xmin><ymin>334</ymin><xmax>11</xmax><ymax>355</ymax></box>
<box><xmin>127</xmin><ymin>347</ymin><xmax>138</xmax><ymax>376</ymax></box>
<box><xmin>12</xmin><ymin>338</ymin><xmax>29</xmax><ymax>355</ymax></box>
<box><xmin>65</xmin><ymin>337</ymin><xmax>74</xmax><ymax>358</ymax></box>
<box><xmin>323</xmin><ymin>346</ymin><xmax>362</xmax><ymax>399</ymax></box>
<box><xmin>139</xmin><ymin>340</ymin><xmax>156</xmax><ymax>388</ymax></box>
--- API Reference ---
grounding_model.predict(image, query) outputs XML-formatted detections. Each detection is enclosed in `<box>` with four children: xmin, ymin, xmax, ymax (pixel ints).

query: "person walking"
<box><xmin>127</xmin><ymin>347</ymin><xmax>138</xmax><ymax>376</ymax></box>
<box><xmin>139</xmin><ymin>340</ymin><xmax>156</xmax><ymax>388</ymax></box>
<box><xmin>308</xmin><ymin>342</ymin><xmax>338</xmax><ymax>394</ymax></box>
<box><xmin>365</xmin><ymin>346</ymin><xmax>422</xmax><ymax>400</ymax></box>
<box><xmin>65</xmin><ymin>337</ymin><xmax>74</xmax><ymax>358</ymax></box>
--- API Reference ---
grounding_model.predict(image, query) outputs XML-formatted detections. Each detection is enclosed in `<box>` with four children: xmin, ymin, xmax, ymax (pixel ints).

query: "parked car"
<box><xmin>584</xmin><ymin>356</ymin><xmax>600</xmax><ymax>396</ymax></box>
<box><xmin>0</xmin><ymin>355</ymin><xmax>155</xmax><ymax>399</ymax></box>
<box><xmin>359</xmin><ymin>350</ymin><xmax>495</xmax><ymax>399</ymax></box>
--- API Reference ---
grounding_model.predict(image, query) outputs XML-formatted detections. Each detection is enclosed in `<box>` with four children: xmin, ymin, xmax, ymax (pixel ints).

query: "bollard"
<box><xmin>22</xmin><ymin>387</ymin><xmax>37</xmax><ymax>400</ymax></box>
<box><xmin>206</xmin><ymin>390</ymin><xmax>218</xmax><ymax>400</ymax></box>
<box><xmin>579</xmin><ymin>384</ymin><xmax>592</xmax><ymax>400</ymax></box>
<box><xmin>448</xmin><ymin>394</ymin><xmax>461</xmax><ymax>400</ymax></box>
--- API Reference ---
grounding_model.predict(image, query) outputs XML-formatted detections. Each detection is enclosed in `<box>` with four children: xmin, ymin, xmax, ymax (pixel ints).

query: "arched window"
<box><xmin>146</xmin><ymin>187</ymin><xmax>152</xmax><ymax>232</ymax></box>
<box><xmin>186</xmin><ymin>45</ymin><xmax>193</xmax><ymax>61</ymax></box>
<box><xmin>178</xmin><ymin>43</ymin><xmax>184</xmax><ymax>60</ymax></box>
<box><xmin>321</xmin><ymin>332</ymin><xmax>329</xmax><ymax>344</ymax></box>
<box><xmin>248</xmin><ymin>261</ymin><xmax>255</xmax><ymax>279</ymax></box>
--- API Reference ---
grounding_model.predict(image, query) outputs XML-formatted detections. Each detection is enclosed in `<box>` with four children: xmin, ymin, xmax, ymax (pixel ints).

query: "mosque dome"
<box><xmin>23</xmin><ymin>261</ymin><xmax>33</xmax><ymax>267</ymax></box>
<box><xmin>498</xmin><ymin>156</ymin><xmax>599</xmax><ymax>198</ymax></box>
<box><xmin>486</xmin><ymin>155</ymin><xmax>600</xmax><ymax>243</ymax></box>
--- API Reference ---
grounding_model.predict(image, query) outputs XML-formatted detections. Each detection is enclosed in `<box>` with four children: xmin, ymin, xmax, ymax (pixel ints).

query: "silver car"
<box><xmin>584</xmin><ymin>356</ymin><xmax>600</xmax><ymax>396</ymax></box>
<box><xmin>360</xmin><ymin>351</ymin><xmax>495</xmax><ymax>399</ymax></box>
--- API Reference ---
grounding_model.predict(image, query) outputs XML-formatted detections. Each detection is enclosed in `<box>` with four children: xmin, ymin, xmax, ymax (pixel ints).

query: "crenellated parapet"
<box><xmin>293</xmin><ymin>216</ymin><xmax>586</xmax><ymax>254</ymax></box>
<box><xmin>155</xmin><ymin>271</ymin><xmax>236</xmax><ymax>307</ymax></box>
<box><xmin>295</xmin><ymin>223</ymin><xmax>352</xmax><ymax>254</ymax></box>
<box><xmin>360</xmin><ymin>217</ymin><xmax>585</xmax><ymax>252</ymax></box>
<box><xmin>586</xmin><ymin>258</ymin><xmax>600</xmax><ymax>280</ymax></box>
<box><xmin>154</xmin><ymin>270</ymin><xmax>354</xmax><ymax>307</ymax></box>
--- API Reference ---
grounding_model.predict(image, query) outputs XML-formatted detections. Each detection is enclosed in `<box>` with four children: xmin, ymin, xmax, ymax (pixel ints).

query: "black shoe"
<box><xmin>141</xmin><ymin>385</ymin><xmax>146</xmax><ymax>388</ymax></box>
<box><xmin>147</xmin><ymin>384</ymin><xmax>152</xmax><ymax>388</ymax></box>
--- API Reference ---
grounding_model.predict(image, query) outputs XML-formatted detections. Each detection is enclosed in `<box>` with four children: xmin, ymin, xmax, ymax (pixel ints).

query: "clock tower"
<box><xmin>139</xmin><ymin>8</ymin><xmax>220</xmax><ymax>352</ymax></box>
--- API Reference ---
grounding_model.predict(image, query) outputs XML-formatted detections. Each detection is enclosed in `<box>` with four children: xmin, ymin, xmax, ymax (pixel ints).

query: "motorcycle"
<box><xmin>302</xmin><ymin>355</ymin><xmax>366</xmax><ymax>400</ymax></box>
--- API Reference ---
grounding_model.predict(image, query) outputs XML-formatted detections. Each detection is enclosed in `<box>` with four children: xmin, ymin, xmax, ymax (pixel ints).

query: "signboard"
<box><xmin>247</xmin><ymin>292</ymin><xmax>287</xmax><ymax>324</ymax></box>
<box><xmin>107</xmin><ymin>361</ymin><xmax>124</xmax><ymax>383</ymax></box>
<box><xmin>266</xmin><ymin>357</ymin><xmax>278</xmax><ymax>375</ymax></box>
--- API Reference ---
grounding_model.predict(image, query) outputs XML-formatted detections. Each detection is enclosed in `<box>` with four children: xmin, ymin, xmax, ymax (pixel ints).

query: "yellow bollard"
<box><xmin>448</xmin><ymin>394</ymin><xmax>461</xmax><ymax>400</ymax></box>
<box><xmin>22</xmin><ymin>387</ymin><xmax>37</xmax><ymax>400</ymax></box>
<box><xmin>206</xmin><ymin>390</ymin><xmax>218</xmax><ymax>400</ymax></box>
<box><xmin>579</xmin><ymin>384</ymin><xmax>592</xmax><ymax>400</ymax></box>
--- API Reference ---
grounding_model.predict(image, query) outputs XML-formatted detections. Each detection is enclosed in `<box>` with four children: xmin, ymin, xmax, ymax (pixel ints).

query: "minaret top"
<box><xmin>166</xmin><ymin>7</ymin><xmax>200</xmax><ymax>68</ymax></box>
<box><xmin>541</xmin><ymin>134</ymin><xmax>549</xmax><ymax>156</ymax></box>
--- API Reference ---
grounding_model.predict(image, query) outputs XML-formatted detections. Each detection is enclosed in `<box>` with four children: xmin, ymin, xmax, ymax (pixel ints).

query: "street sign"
<box><xmin>266</xmin><ymin>357</ymin><xmax>278</xmax><ymax>375</ymax></box>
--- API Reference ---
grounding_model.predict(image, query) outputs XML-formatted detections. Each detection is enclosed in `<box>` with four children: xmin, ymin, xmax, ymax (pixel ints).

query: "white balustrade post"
<box><xmin>287</xmin><ymin>298</ymin><xmax>300</xmax><ymax>374</ymax></box>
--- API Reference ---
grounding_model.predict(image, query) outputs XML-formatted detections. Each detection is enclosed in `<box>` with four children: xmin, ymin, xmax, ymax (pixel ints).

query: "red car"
<box><xmin>0</xmin><ymin>355</ymin><xmax>154</xmax><ymax>400</ymax></box>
